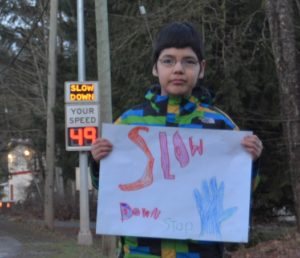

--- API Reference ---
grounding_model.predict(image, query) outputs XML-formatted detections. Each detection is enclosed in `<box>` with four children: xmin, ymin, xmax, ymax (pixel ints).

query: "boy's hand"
<box><xmin>242</xmin><ymin>135</ymin><xmax>263</xmax><ymax>161</ymax></box>
<box><xmin>91</xmin><ymin>138</ymin><xmax>113</xmax><ymax>163</ymax></box>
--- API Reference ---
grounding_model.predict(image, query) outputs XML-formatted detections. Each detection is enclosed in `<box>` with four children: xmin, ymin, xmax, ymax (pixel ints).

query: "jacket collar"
<box><xmin>144</xmin><ymin>85</ymin><xmax>200</xmax><ymax>115</ymax></box>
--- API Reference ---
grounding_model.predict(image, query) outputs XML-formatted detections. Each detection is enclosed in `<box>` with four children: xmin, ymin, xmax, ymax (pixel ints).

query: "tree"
<box><xmin>0</xmin><ymin>0</ymin><xmax>49</xmax><ymax>180</ymax></box>
<box><xmin>265</xmin><ymin>0</ymin><xmax>300</xmax><ymax>231</ymax></box>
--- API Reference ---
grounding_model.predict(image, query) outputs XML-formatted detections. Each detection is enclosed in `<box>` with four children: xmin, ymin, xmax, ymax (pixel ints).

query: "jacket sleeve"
<box><xmin>89</xmin><ymin>153</ymin><xmax>100</xmax><ymax>189</ymax></box>
<box><xmin>89</xmin><ymin>119</ymin><xmax>123</xmax><ymax>190</ymax></box>
<box><xmin>252</xmin><ymin>158</ymin><xmax>261</xmax><ymax>191</ymax></box>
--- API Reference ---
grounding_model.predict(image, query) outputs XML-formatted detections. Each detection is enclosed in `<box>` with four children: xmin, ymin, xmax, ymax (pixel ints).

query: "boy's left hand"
<box><xmin>242</xmin><ymin>135</ymin><xmax>263</xmax><ymax>160</ymax></box>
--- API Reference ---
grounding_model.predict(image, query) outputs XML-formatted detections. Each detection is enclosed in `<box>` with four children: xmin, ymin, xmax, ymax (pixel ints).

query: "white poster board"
<box><xmin>97</xmin><ymin>123</ymin><xmax>253</xmax><ymax>243</ymax></box>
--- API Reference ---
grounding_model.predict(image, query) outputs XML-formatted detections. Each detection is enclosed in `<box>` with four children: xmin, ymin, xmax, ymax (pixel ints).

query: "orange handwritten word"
<box><xmin>119</xmin><ymin>126</ymin><xmax>154</xmax><ymax>191</ymax></box>
<box><xmin>119</xmin><ymin>126</ymin><xmax>204</xmax><ymax>191</ymax></box>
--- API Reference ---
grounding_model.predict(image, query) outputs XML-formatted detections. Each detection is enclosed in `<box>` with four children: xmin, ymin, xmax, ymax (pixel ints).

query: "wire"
<box><xmin>138</xmin><ymin>1</ymin><xmax>153</xmax><ymax>45</ymax></box>
<box><xmin>0</xmin><ymin>0</ymin><xmax>50</xmax><ymax>77</ymax></box>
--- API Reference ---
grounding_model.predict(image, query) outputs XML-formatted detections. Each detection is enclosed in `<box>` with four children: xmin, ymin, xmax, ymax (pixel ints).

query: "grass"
<box><xmin>2</xmin><ymin>214</ymin><xmax>110</xmax><ymax>258</ymax></box>
<box><xmin>22</xmin><ymin>235</ymin><xmax>109</xmax><ymax>258</ymax></box>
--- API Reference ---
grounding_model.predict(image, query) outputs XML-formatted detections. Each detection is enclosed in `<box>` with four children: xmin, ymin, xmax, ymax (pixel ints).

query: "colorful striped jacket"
<box><xmin>90</xmin><ymin>86</ymin><xmax>259</xmax><ymax>258</ymax></box>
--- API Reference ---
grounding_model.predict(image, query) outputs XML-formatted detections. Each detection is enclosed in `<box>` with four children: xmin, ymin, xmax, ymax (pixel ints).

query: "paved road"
<box><xmin>0</xmin><ymin>215</ymin><xmax>59</xmax><ymax>258</ymax></box>
<box><xmin>0</xmin><ymin>236</ymin><xmax>21</xmax><ymax>258</ymax></box>
<box><xmin>0</xmin><ymin>214</ymin><xmax>102</xmax><ymax>258</ymax></box>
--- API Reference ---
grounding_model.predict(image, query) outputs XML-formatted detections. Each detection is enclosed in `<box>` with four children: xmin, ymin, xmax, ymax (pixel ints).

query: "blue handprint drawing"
<box><xmin>193</xmin><ymin>177</ymin><xmax>237</xmax><ymax>238</ymax></box>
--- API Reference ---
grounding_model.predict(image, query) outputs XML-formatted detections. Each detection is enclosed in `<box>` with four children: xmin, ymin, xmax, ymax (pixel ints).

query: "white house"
<box><xmin>3</xmin><ymin>140</ymin><xmax>35</xmax><ymax>204</ymax></box>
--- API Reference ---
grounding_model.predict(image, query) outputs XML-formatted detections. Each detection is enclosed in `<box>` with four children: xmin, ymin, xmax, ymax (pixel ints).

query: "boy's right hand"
<box><xmin>91</xmin><ymin>138</ymin><xmax>113</xmax><ymax>163</ymax></box>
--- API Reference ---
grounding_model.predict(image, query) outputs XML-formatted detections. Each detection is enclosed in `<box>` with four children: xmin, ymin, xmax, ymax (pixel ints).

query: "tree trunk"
<box><xmin>44</xmin><ymin>0</ymin><xmax>58</xmax><ymax>230</ymax></box>
<box><xmin>265</xmin><ymin>0</ymin><xmax>300</xmax><ymax>232</ymax></box>
<box><xmin>95</xmin><ymin>0</ymin><xmax>116</xmax><ymax>256</ymax></box>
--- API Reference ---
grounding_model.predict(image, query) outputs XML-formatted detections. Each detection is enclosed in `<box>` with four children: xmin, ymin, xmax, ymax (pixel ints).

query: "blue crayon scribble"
<box><xmin>193</xmin><ymin>177</ymin><xmax>237</xmax><ymax>238</ymax></box>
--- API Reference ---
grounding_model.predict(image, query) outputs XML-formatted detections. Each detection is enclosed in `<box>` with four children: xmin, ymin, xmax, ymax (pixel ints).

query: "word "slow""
<box><xmin>119</xmin><ymin>126</ymin><xmax>204</xmax><ymax>192</ymax></box>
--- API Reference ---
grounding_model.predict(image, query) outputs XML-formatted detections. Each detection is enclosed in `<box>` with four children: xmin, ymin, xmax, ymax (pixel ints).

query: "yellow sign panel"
<box><xmin>69</xmin><ymin>83</ymin><xmax>95</xmax><ymax>101</ymax></box>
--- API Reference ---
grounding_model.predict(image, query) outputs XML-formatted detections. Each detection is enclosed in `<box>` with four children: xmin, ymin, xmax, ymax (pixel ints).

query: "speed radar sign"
<box><xmin>65</xmin><ymin>81</ymin><xmax>100</xmax><ymax>151</ymax></box>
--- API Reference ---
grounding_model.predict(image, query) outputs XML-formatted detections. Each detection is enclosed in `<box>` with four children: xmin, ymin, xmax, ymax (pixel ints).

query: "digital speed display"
<box><xmin>67</xmin><ymin>127</ymin><xmax>98</xmax><ymax>147</ymax></box>
<box><xmin>68</xmin><ymin>83</ymin><xmax>95</xmax><ymax>101</ymax></box>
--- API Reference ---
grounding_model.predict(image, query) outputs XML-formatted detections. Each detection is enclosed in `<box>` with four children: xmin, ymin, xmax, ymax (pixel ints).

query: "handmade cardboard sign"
<box><xmin>96</xmin><ymin>123</ymin><xmax>253</xmax><ymax>243</ymax></box>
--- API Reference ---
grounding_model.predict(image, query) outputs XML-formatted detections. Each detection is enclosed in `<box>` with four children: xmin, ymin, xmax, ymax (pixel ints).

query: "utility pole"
<box><xmin>95</xmin><ymin>0</ymin><xmax>112</xmax><ymax>122</ymax></box>
<box><xmin>44</xmin><ymin>0</ymin><xmax>58</xmax><ymax>230</ymax></box>
<box><xmin>95</xmin><ymin>0</ymin><xmax>115</xmax><ymax>256</ymax></box>
<box><xmin>77</xmin><ymin>0</ymin><xmax>93</xmax><ymax>245</ymax></box>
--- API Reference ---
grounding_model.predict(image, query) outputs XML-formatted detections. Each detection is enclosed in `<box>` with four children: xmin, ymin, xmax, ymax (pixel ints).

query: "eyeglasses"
<box><xmin>158</xmin><ymin>57</ymin><xmax>199</xmax><ymax>69</ymax></box>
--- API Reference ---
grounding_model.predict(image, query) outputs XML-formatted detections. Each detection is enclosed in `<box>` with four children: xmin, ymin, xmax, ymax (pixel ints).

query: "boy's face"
<box><xmin>152</xmin><ymin>47</ymin><xmax>205</xmax><ymax>97</ymax></box>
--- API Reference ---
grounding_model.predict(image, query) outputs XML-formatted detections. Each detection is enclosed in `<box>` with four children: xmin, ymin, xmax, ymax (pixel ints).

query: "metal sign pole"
<box><xmin>77</xmin><ymin>0</ymin><xmax>93</xmax><ymax>245</ymax></box>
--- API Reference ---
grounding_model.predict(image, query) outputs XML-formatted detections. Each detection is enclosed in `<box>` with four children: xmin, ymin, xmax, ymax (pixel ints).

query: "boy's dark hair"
<box><xmin>152</xmin><ymin>21</ymin><xmax>204</xmax><ymax>65</ymax></box>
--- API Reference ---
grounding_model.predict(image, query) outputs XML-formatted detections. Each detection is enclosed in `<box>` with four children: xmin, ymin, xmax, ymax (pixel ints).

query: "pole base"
<box><xmin>77</xmin><ymin>230</ymin><xmax>93</xmax><ymax>245</ymax></box>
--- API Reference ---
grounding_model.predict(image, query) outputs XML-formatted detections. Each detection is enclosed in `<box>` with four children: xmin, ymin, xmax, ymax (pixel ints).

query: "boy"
<box><xmin>91</xmin><ymin>21</ymin><xmax>263</xmax><ymax>258</ymax></box>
